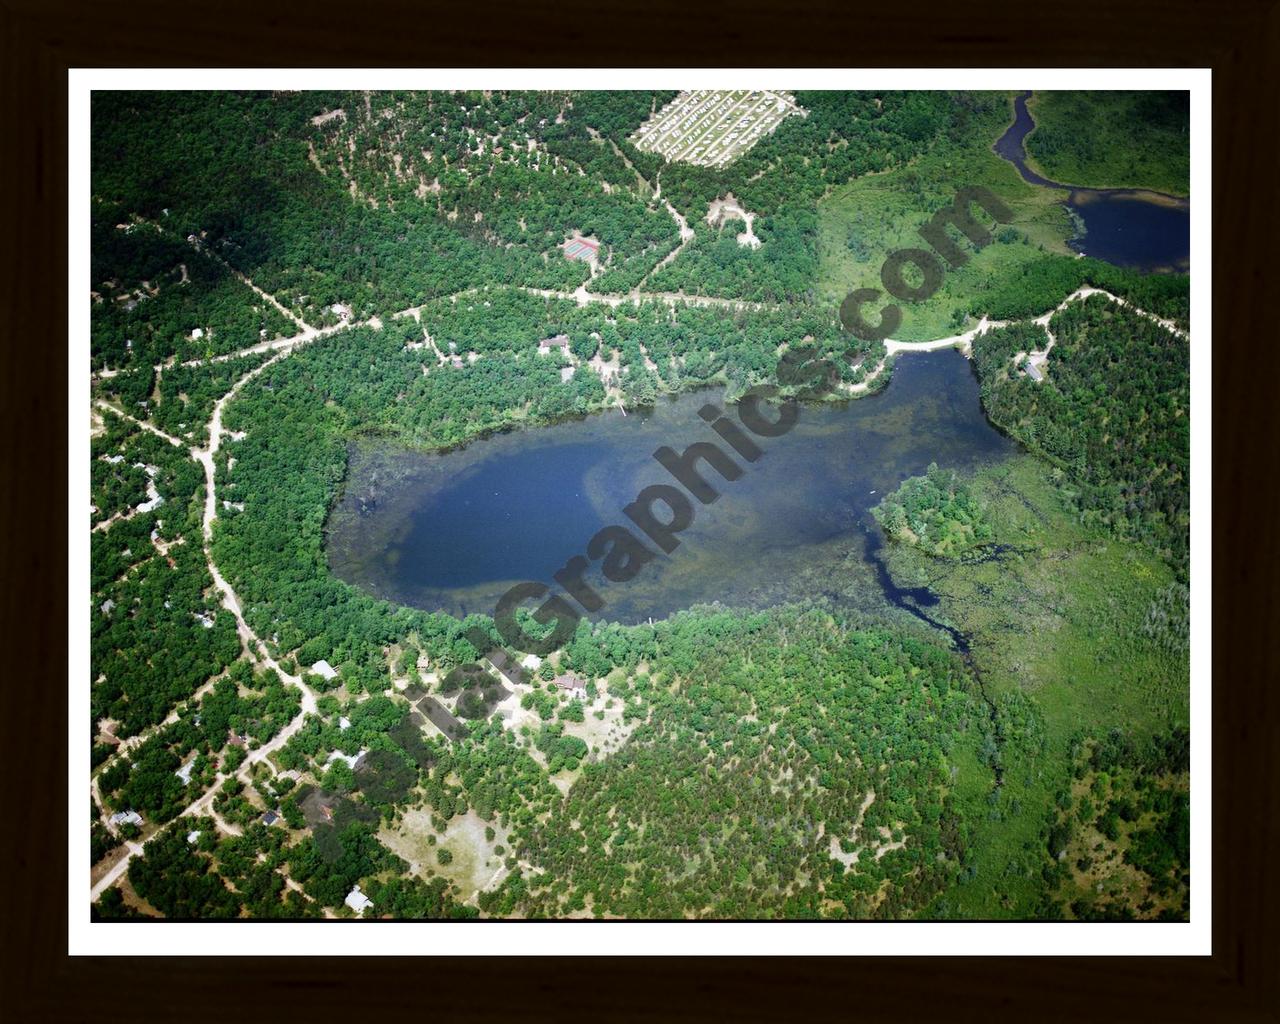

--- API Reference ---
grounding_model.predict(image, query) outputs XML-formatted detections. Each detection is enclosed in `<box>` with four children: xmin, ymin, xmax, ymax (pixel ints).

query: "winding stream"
<box><xmin>994</xmin><ymin>91</ymin><xmax>1190</xmax><ymax>273</ymax></box>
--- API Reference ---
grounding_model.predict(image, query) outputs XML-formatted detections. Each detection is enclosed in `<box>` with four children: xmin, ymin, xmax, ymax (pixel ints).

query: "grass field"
<box><xmin>1025</xmin><ymin>91</ymin><xmax>1191</xmax><ymax>197</ymax></box>
<box><xmin>877</xmin><ymin>455</ymin><xmax>1189</xmax><ymax>918</ymax></box>
<box><xmin>817</xmin><ymin>96</ymin><xmax>1075</xmax><ymax>341</ymax></box>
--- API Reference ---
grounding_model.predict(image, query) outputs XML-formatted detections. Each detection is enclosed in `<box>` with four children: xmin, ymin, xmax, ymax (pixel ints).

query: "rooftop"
<box><xmin>345</xmin><ymin>886</ymin><xmax>374</xmax><ymax>914</ymax></box>
<box><xmin>311</xmin><ymin>659</ymin><xmax>339</xmax><ymax>681</ymax></box>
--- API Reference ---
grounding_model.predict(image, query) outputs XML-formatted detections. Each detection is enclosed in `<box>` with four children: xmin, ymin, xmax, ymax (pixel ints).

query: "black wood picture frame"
<box><xmin>3</xmin><ymin>0</ymin><xmax>1275</xmax><ymax>1018</ymax></box>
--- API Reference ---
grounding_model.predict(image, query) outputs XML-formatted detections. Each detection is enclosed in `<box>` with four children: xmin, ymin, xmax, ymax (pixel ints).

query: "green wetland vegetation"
<box><xmin>88</xmin><ymin>88</ymin><xmax>1191</xmax><ymax>922</ymax></box>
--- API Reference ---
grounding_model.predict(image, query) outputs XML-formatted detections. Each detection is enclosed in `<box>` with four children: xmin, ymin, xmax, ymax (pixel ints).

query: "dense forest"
<box><xmin>972</xmin><ymin>296</ymin><xmax>1190</xmax><ymax>575</ymax></box>
<box><xmin>91</xmin><ymin>416</ymin><xmax>240</xmax><ymax>738</ymax></box>
<box><xmin>873</xmin><ymin>463</ymin><xmax>994</xmax><ymax>557</ymax></box>
<box><xmin>495</xmin><ymin>610</ymin><xmax>986</xmax><ymax>919</ymax></box>
<box><xmin>91</xmin><ymin>208</ymin><xmax>297</xmax><ymax>371</ymax></box>
<box><xmin>88</xmin><ymin>88</ymin><xmax>1191</xmax><ymax>922</ymax></box>
<box><xmin>1025</xmin><ymin>91</ymin><xmax>1191</xmax><ymax>196</ymax></box>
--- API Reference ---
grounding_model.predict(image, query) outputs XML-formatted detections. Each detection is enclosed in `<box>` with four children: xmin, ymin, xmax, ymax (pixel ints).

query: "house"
<box><xmin>311</xmin><ymin>659</ymin><xmax>339</xmax><ymax>681</ymax></box>
<box><xmin>262</xmin><ymin>810</ymin><xmax>279</xmax><ymax>826</ymax></box>
<box><xmin>538</xmin><ymin>334</ymin><xmax>571</xmax><ymax>356</ymax></box>
<box><xmin>345</xmin><ymin>886</ymin><xmax>374</xmax><ymax>916</ymax></box>
<box><xmin>553</xmin><ymin>673</ymin><xmax>588</xmax><ymax>700</ymax></box>
<box><xmin>326</xmin><ymin>749</ymin><xmax>366</xmax><ymax>771</ymax></box>
<box><xmin>186</xmin><ymin>830</ymin><xmax>201</xmax><ymax>844</ymax></box>
<box><xmin>174</xmin><ymin>759</ymin><xmax>195</xmax><ymax>785</ymax></box>
<box><xmin>1023</xmin><ymin>358</ymin><xmax>1044</xmax><ymax>383</ymax></box>
<box><xmin>338</xmin><ymin>716</ymin><xmax>351</xmax><ymax>731</ymax></box>
<box><xmin>109</xmin><ymin>810</ymin><xmax>143</xmax><ymax>827</ymax></box>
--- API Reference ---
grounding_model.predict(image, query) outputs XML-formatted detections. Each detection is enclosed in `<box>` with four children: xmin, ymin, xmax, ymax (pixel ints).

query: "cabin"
<box><xmin>553</xmin><ymin>673</ymin><xmax>588</xmax><ymax>700</ymax></box>
<box><xmin>538</xmin><ymin>334</ymin><xmax>571</xmax><ymax>356</ymax></box>
<box><xmin>1023</xmin><ymin>358</ymin><xmax>1044</xmax><ymax>383</ymax></box>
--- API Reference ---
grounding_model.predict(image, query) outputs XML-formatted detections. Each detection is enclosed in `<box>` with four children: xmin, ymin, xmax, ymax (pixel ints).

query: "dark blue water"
<box><xmin>326</xmin><ymin>350</ymin><xmax>1015</xmax><ymax>624</ymax></box>
<box><xmin>994</xmin><ymin>91</ymin><xmax>1190</xmax><ymax>273</ymax></box>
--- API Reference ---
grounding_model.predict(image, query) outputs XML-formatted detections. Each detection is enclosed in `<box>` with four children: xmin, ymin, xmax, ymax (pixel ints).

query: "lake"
<box><xmin>994</xmin><ymin>91</ymin><xmax>1190</xmax><ymax>273</ymax></box>
<box><xmin>326</xmin><ymin>349</ymin><xmax>1016</xmax><ymax>625</ymax></box>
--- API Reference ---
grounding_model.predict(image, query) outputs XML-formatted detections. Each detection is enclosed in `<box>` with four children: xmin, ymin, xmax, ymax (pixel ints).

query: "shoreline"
<box><xmin>1019</xmin><ymin>91</ymin><xmax>1191</xmax><ymax>203</ymax></box>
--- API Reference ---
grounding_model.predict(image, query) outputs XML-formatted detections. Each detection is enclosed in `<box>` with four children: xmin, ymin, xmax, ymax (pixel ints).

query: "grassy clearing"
<box><xmin>378</xmin><ymin>806</ymin><xmax>509</xmax><ymax>902</ymax></box>
<box><xmin>817</xmin><ymin>94</ymin><xmax>1074</xmax><ymax>340</ymax></box>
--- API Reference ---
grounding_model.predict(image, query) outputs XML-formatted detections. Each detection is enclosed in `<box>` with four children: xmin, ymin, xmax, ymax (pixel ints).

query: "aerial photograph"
<box><xmin>87</xmin><ymin>86</ymin><xmax>1192</xmax><ymax>923</ymax></box>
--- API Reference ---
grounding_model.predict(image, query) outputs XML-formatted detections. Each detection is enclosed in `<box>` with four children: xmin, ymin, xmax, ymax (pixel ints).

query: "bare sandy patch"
<box><xmin>706</xmin><ymin>194</ymin><xmax>762</xmax><ymax>248</ymax></box>
<box><xmin>561</xmin><ymin>686</ymin><xmax>636</xmax><ymax>760</ymax></box>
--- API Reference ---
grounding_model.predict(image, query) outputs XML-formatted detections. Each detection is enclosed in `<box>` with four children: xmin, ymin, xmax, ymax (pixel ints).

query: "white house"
<box><xmin>345</xmin><ymin>886</ymin><xmax>374</xmax><ymax>916</ymax></box>
<box><xmin>326</xmin><ymin>749</ymin><xmax>366</xmax><ymax>771</ymax></box>
<box><xmin>311</xmin><ymin>660</ymin><xmax>339</xmax><ymax>681</ymax></box>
